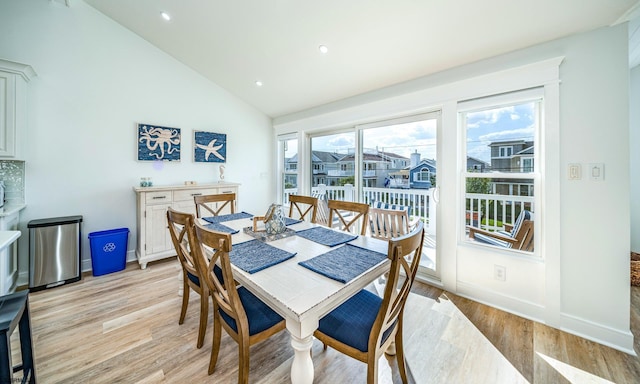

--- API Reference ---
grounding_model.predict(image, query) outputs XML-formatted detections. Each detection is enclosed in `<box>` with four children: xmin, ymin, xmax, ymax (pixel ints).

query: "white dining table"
<box><xmin>213</xmin><ymin>217</ymin><xmax>390</xmax><ymax>384</ymax></box>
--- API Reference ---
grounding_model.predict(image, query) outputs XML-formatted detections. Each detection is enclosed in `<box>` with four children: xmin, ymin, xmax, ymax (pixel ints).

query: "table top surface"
<box><xmin>215</xmin><ymin>217</ymin><xmax>389</xmax><ymax>325</ymax></box>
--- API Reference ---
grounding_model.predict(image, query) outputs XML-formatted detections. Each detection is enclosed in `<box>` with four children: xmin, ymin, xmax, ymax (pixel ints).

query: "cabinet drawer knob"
<box><xmin>191</xmin><ymin>193</ymin><xmax>202</xmax><ymax>196</ymax></box>
<box><xmin>152</xmin><ymin>196</ymin><xmax>167</xmax><ymax>200</ymax></box>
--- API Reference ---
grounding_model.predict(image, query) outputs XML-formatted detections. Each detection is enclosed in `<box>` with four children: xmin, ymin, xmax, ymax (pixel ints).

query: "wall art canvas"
<box><xmin>194</xmin><ymin>131</ymin><xmax>227</xmax><ymax>163</ymax></box>
<box><xmin>137</xmin><ymin>123</ymin><xmax>181</xmax><ymax>161</ymax></box>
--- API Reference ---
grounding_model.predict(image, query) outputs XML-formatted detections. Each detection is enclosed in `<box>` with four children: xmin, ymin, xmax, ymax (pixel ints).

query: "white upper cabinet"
<box><xmin>0</xmin><ymin>59</ymin><xmax>36</xmax><ymax>159</ymax></box>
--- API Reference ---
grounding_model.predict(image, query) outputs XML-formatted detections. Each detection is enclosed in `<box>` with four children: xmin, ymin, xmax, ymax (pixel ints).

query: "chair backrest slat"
<box><xmin>370</xmin><ymin>221</ymin><xmax>424</xmax><ymax>353</ymax></box>
<box><xmin>288</xmin><ymin>195</ymin><xmax>318</xmax><ymax>223</ymax></box>
<box><xmin>167</xmin><ymin>208</ymin><xmax>200</xmax><ymax>278</ymax></box>
<box><xmin>189</xmin><ymin>220</ymin><xmax>251</xmax><ymax>337</ymax></box>
<box><xmin>327</xmin><ymin>200</ymin><xmax>369</xmax><ymax>235</ymax></box>
<box><xmin>194</xmin><ymin>193</ymin><xmax>236</xmax><ymax>218</ymax></box>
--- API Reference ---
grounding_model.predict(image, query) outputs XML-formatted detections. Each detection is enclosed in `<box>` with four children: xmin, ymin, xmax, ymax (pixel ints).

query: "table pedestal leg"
<box><xmin>290</xmin><ymin>334</ymin><xmax>314</xmax><ymax>384</ymax></box>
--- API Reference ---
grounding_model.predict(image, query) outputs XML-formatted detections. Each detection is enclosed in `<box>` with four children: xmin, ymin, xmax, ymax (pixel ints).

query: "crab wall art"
<box><xmin>137</xmin><ymin>123</ymin><xmax>181</xmax><ymax>161</ymax></box>
<box><xmin>194</xmin><ymin>131</ymin><xmax>226</xmax><ymax>163</ymax></box>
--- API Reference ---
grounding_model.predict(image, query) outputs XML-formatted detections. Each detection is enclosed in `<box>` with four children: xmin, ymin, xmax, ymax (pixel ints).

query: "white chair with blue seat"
<box><xmin>313</xmin><ymin>221</ymin><xmax>425</xmax><ymax>384</ymax></box>
<box><xmin>468</xmin><ymin>209</ymin><xmax>534</xmax><ymax>251</ymax></box>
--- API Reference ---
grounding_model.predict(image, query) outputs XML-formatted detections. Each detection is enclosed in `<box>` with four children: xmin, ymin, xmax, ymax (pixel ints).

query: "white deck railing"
<box><xmin>284</xmin><ymin>184</ymin><xmax>533</xmax><ymax>235</ymax></box>
<box><xmin>284</xmin><ymin>184</ymin><xmax>436</xmax><ymax>235</ymax></box>
<box><xmin>466</xmin><ymin>192</ymin><xmax>534</xmax><ymax>231</ymax></box>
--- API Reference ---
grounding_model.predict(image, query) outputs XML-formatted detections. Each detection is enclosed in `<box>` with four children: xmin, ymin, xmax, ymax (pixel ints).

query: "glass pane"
<box><xmin>310</xmin><ymin>132</ymin><xmax>356</xmax><ymax>201</ymax></box>
<box><xmin>464</xmin><ymin>100</ymin><xmax>537</xmax><ymax>253</ymax></box>
<box><xmin>361</xmin><ymin>118</ymin><xmax>437</xmax><ymax>272</ymax></box>
<box><xmin>466</xmin><ymin>101</ymin><xmax>536</xmax><ymax>174</ymax></box>
<box><xmin>281</xmin><ymin>138</ymin><xmax>298</xmax><ymax>204</ymax></box>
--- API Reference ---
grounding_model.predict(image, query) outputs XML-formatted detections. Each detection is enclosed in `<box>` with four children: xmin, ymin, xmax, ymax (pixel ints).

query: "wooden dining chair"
<box><xmin>194</xmin><ymin>193</ymin><xmax>236</xmax><ymax>218</ymax></box>
<box><xmin>166</xmin><ymin>207</ymin><xmax>209</xmax><ymax>349</ymax></box>
<box><xmin>189</xmin><ymin>220</ymin><xmax>286</xmax><ymax>383</ymax></box>
<box><xmin>314</xmin><ymin>221</ymin><xmax>424</xmax><ymax>384</ymax></box>
<box><xmin>288</xmin><ymin>194</ymin><xmax>318</xmax><ymax>223</ymax></box>
<box><xmin>327</xmin><ymin>200</ymin><xmax>369</xmax><ymax>235</ymax></box>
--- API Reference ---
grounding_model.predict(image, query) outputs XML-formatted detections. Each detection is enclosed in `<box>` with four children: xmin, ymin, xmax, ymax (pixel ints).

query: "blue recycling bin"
<box><xmin>88</xmin><ymin>228</ymin><xmax>129</xmax><ymax>276</ymax></box>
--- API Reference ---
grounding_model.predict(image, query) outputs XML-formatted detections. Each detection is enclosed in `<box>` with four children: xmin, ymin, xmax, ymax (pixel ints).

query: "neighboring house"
<box><xmin>488</xmin><ymin>140</ymin><xmax>534</xmax><ymax>196</ymax></box>
<box><xmin>489</xmin><ymin>140</ymin><xmax>533</xmax><ymax>172</ymax></box>
<box><xmin>409</xmin><ymin>159</ymin><xmax>436</xmax><ymax>189</ymax></box>
<box><xmin>467</xmin><ymin>156</ymin><xmax>490</xmax><ymax>172</ymax></box>
<box><xmin>338</xmin><ymin>149</ymin><xmax>409</xmax><ymax>187</ymax></box>
<box><xmin>285</xmin><ymin>151</ymin><xmax>343</xmax><ymax>187</ymax></box>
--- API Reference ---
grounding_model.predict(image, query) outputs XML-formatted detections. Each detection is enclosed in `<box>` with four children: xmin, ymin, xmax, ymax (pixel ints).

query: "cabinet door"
<box><xmin>173</xmin><ymin>188</ymin><xmax>217</xmax><ymax>216</ymax></box>
<box><xmin>216</xmin><ymin>187</ymin><xmax>238</xmax><ymax>215</ymax></box>
<box><xmin>145</xmin><ymin>203</ymin><xmax>172</xmax><ymax>255</ymax></box>
<box><xmin>0</xmin><ymin>72</ymin><xmax>16</xmax><ymax>157</ymax></box>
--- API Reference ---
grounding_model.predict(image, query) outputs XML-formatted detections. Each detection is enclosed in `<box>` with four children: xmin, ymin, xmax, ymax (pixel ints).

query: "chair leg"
<box><xmin>179</xmin><ymin>278</ymin><xmax>190</xmax><ymax>325</ymax></box>
<box><xmin>18</xmin><ymin>299</ymin><xmax>36</xmax><ymax>384</ymax></box>
<box><xmin>0</xmin><ymin>331</ymin><xmax>13</xmax><ymax>383</ymax></box>
<box><xmin>196</xmin><ymin>292</ymin><xmax>209</xmax><ymax>349</ymax></box>
<box><xmin>366</xmin><ymin>353</ymin><xmax>379</xmax><ymax>384</ymax></box>
<box><xmin>208</xmin><ymin>312</ymin><xmax>222</xmax><ymax>375</ymax></box>
<box><xmin>395</xmin><ymin>323</ymin><xmax>408</xmax><ymax>384</ymax></box>
<box><xmin>238</xmin><ymin>339</ymin><xmax>250</xmax><ymax>384</ymax></box>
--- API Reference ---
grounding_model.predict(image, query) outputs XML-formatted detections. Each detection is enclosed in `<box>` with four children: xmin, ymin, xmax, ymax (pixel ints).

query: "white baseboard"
<box><xmin>559</xmin><ymin>312</ymin><xmax>636</xmax><ymax>356</ymax></box>
<box><xmin>455</xmin><ymin>281</ymin><xmax>635</xmax><ymax>356</ymax></box>
<box><xmin>81</xmin><ymin>249</ymin><xmax>137</xmax><ymax>273</ymax></box>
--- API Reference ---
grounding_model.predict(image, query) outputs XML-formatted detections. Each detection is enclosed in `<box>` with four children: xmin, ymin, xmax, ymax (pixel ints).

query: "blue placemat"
<box><xmin>204</xmin><ymin>222</ymin><xmax>239</xmax><ymax>234</ymax></box>
<box><xmin>230</xmin><ymin>240</ymin><xmax>296</xmax><ymax>274</ymax></box>
<box><xmin>295</xmin><ymin>226</ymin><xmax>357</xmax><ymax>247</ymax></box>
<box><xmin>203</xmin><ymin>211</ymin><xmax>253</xmax><ymax>224</ymax></box>
<box><xmin>284</xmin><ymin>217</ymin><xmax>303</xmax><ymax>226</ymax></box>
<box><xmin>298</xmin><ymin>244</ymin><xmax>388</xmax><ymax>283</ymax></box>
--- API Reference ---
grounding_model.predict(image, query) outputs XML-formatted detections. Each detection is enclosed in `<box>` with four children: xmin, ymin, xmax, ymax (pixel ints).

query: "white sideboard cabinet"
<box><xmin>133</xmin><ymin>183</ymin><xmax>239</xmax><ymax>269</ymax></box>
<box><xmin>0</xmin><ymin>59</ymin><xmax>36</xmax><ymax>159</ymax></box>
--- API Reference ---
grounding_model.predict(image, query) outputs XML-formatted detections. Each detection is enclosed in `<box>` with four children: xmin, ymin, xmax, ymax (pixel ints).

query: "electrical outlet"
<box><xmin>494</xmin><ymin>265</ymin><xmax>506</xmax><ymax>281</ymax></box>
<box><xmin>589</xmin><ymin>163</ymin><xmax>604</xmax><ymax>181</ymax></box>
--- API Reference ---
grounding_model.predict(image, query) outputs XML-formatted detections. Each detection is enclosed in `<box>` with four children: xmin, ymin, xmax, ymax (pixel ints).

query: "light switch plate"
<box><xmin>568</xmin><ymin>163</ymin><xmax>581</xmax><ymax>180</ymax></box>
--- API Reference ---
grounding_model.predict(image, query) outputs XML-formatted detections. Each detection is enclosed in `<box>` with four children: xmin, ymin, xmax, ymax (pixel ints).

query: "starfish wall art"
<box><xmin>194</xmin><ymin>131</ymin><xmax>227</xmax><ymax>163</ymax></box>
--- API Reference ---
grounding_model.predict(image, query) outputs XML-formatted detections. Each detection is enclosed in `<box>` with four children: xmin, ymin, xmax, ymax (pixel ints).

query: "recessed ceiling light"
<box><xmin>160</xmin><ymin>11</ymin><xmax>171</xmax><ymax>21</ymax></box>
<box><xmin>319</xmin><ymin>45</ymin><xmax>328</xmax><ymax>54</ymax></box>
<box><xmin>255</xmin><ymin>80</ymin><xmax>263</xmax><ymax>87</ymax></box>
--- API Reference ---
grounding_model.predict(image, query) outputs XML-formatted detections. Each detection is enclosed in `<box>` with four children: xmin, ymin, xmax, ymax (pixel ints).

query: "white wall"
<box><xmin>274</xmin><ymin>25</ymin><xmax>633</xmax><ymax>352</ymax></box>
<box><xmin>631</xmin><ymin>64</ymin><xmax>640</xmax><ymax>253</ymax></box>
<box><xmin>0</xmin><ymin>1</ymin><xmax>274</xmax><ymax>275</ymax></box>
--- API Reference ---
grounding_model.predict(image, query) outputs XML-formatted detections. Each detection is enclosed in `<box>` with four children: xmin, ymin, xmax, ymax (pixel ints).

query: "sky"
<box><xmin>288</xmin><ymin>101</ymin><xmax>536</xmax><ymax>164</ymax></box>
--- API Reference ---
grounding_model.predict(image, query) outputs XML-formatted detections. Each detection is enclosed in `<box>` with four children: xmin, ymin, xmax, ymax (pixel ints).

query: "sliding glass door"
<box><xmin>358</xmin><ymin>113</ymin><xmax>440</xmax><ymax>278</ymax></box>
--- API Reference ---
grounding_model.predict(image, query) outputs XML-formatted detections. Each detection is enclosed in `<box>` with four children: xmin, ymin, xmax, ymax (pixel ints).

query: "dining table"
<box><xmin>198</xmin><ymin>212</ymin><xmax>390</xmax><ymax>384</ymax></box>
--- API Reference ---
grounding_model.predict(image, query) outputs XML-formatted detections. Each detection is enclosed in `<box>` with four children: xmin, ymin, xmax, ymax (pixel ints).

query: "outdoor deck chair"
<box><xmin>468</xmin><ymin>210</ymin><xmax>534</xmax><ymax>251</ymax></box>
<box><xmin>369</xmin><ymin>201</ymin><xmax>420</xmax><ymax>240</ymax></box>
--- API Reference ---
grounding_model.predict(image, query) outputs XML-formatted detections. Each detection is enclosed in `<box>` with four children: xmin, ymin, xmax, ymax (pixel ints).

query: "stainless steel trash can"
<box><xmin>28</xmin><ymin>215</ymin><xmax>82</xmax><ymax>291</ymax></box>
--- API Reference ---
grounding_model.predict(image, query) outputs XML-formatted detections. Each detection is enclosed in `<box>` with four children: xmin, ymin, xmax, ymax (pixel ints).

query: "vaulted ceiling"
<box><xmin>83</xmin><ymin>0</ymin><xmax>640</xmax><ymax>118</ymax></box>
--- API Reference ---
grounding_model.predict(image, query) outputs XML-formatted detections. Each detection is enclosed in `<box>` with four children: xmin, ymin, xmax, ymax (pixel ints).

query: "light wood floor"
<box><xmin>12</xmin><ymin>258</ymin><xmax>640</xmax><ymax>383</ymax></box>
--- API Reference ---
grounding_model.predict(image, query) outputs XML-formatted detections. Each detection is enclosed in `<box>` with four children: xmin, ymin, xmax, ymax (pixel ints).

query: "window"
<box><xmin>498</xmin><ymin>146</ymin><xmax>513</xmax><ymax>158</ymax></box>
<box><xmin>278</xmin><ymin>136</ymin><xmax>298</xmax><ymax>204</ymax></box>
<box><xmin>414</xmin><ymin>168</ymin><xmax>430</xmax><ymax>181</ymax></box>
<box><xmin>521</xmin><ymin>157</ymin><xmax>533</xmax><ymax>172</ymax></box>
<box><xmin>461</xmin><ymin>89</ymin><xmax>541</xmax><ymax>254</ymax></box>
